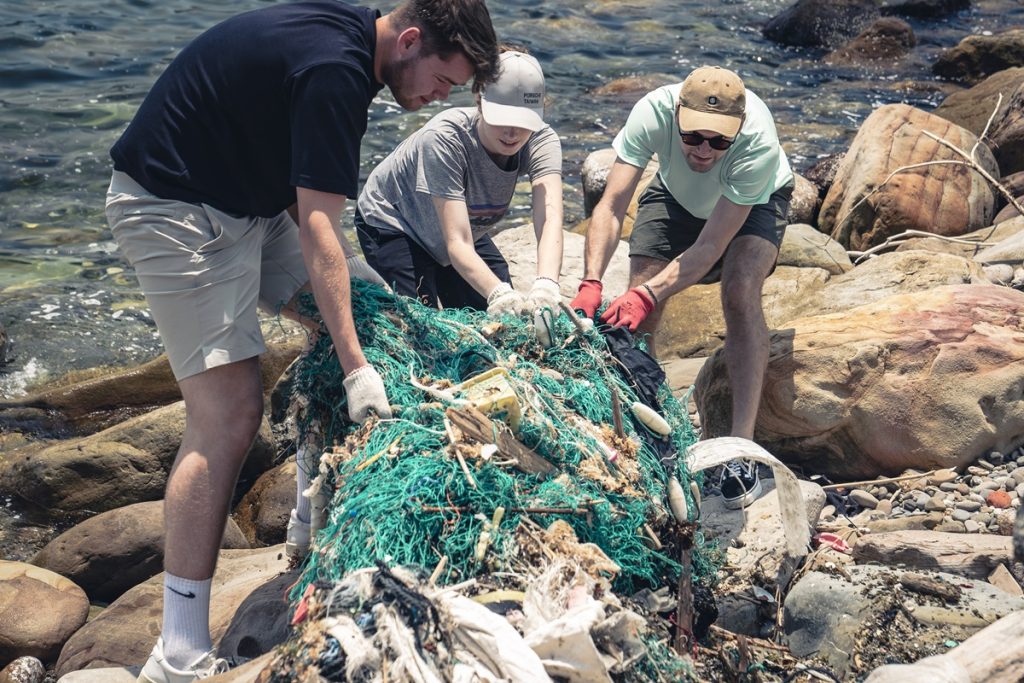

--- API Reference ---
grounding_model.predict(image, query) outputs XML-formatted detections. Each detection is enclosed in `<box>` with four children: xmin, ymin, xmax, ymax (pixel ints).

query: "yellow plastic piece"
<box><xmin>456</xmin><ymin>367</ymin><xmax>522</xmax><ymax>433</ymax></box>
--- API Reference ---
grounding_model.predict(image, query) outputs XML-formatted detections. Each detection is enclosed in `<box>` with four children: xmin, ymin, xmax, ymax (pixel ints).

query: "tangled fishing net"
<box><xmin>266</xmin><ymin>280</ymin><xmax>719</xmax><ymax>682</ymax></box>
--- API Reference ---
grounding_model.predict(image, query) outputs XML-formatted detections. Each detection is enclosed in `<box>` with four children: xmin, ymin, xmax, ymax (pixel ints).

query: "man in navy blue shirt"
<box><xmin>105</xmin><ymin>2</ymin><xmax>497</xmax><ymax>681</ymax></box>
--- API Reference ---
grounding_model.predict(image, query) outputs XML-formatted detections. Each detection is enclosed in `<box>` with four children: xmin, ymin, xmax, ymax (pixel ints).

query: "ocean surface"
<box><xmin>0</xmin><ymin>0</ymin><xmax>1022</xmax><ymax>398</ymax></box>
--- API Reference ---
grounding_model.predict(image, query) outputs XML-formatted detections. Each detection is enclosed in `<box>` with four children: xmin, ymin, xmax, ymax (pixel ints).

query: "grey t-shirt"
<box><xmin>357</xmin><ymin>107</ymin><xmax>562</xmax><ymax>266</ymax></box>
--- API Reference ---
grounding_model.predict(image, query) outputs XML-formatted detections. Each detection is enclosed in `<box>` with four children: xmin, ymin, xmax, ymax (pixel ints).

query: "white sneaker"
<box><xmin>285</xmin><ymin>509</ymin><xmax>311</xmax><ymax>561</ymax></box>
<box><xmin>136</xmin><ymin>638</ymin><xmax>230</xmax><ymax>683</ymax></box>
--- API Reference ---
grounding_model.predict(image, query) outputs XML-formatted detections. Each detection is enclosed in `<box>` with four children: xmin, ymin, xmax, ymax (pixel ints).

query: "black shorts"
<box><xmin>628</xmin><ymin>175</ymin><xmax>794</xmax><ymax>284</ymax></box>
<box><xmin>354</xmin><ymin>210</ymin><xmax>511</xmax><ymax>311</ymax></box>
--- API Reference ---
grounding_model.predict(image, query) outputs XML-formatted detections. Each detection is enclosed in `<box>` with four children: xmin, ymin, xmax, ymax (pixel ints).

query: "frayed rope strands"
<box><xmin>287</xmin><ymin>280</ymin><xmax>719</xmax><ymax>599</ymax></box>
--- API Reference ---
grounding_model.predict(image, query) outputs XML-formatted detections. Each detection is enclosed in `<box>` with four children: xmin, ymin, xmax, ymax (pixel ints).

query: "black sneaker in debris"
<box><xmin>720</xmin><ymin>458</ymin><xmax>763</xmax><ymax>509</ymax></box>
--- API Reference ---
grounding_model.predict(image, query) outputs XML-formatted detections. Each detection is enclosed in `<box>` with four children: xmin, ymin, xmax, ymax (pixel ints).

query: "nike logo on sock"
<box><xmin>168</xmin><ymin>586</ymin><xmax>197</xmax><ymax>599</ymax></box>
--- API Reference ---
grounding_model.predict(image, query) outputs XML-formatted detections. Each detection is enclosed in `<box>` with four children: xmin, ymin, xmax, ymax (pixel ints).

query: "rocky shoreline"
<box><xmin>3</xmin><ymin>0</ymin><xmax>1024</xmax><ymax>680</ymax></box>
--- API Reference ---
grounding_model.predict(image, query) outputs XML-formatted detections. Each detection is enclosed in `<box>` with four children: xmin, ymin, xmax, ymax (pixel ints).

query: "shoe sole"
<box><xmin>722</xmin><ymin>477</ymin><xmax>763</xmax><ymax>510</ymax></box>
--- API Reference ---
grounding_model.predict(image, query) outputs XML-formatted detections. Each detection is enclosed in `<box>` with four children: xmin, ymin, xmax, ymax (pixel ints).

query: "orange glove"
<box><xmin>599</xmin><ymin>287</ymin><xmax>655</xmax><ymax>332</ymax></box>
<box><xmin>570</xmin><ymin>279</ymin><xmax>603</xmax><ymax>318</ymax></box>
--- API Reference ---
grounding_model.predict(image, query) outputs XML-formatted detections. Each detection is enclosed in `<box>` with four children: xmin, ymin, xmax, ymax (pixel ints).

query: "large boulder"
<box><xmin>989</xmin><ymin>79</ymin><xmax>1024</xmax><ymax>175</ymax></box>
<box><xmin>54</xmin><ymin>546</ymin><xmax>295</xmax><ymax>678</ymax></box>
<box><xmin>0</xmin><ymin>334</ymin><xmax>304</xmax><ymax>437</ymax></box>
<box><xmin>31</xmin><ymin>501</ymin><xmax>250</xmax><ymax>604</ymax></box>
<box><xmin>933</xmin><ymin>67</ymin><xmax>1024</xmax><ymax>137</ymax></box>
<box><xmin>588</xmin><ymin>74</ymin><xmax>676</xmax><ymax>104</ymax></box>
<box><xmin>579</xmin><ymin>147</ymin><xmax>659</xmax><ymax>221</ymax></box>
<box><xmin>820</xmin><ymin>104</ymin><xmax>998</xmax><ymax>252</ymax></box>
<box><xmin>656</xmin><ymin>249</ymin><xmax>983</xmax><ymax>361</ymax></box>
<box><xmin>232</xmin><ymin>461</ymin><xmax>295</xmax><ymax>547</ymax></box>
<box><xmin>763</xmin><ymin>0</ymin><xmax>880</xmax><ymax>48</ymax></box>
<box><xmin>825</xmin><ymin>17</ymin><xmax>916</xmax><ymax>66</ymax></box>
<box><xmin>933</xmin><ymin>29</ymin><xmax>1024</xmax><ymax>83</ymax></box>
<box><xmin>0</xmin><ymin>562</ymin><xmax>88</xmax><ymax>666</ymax></box>
<box><xmin>0</xmin><ymin>402</ymin><xmax>276</xmax><ymax>521</ymax></box>
<box><xmin>696</xmin><ymin>284</ymin><xmax>1024</xmax><ymax>479</ymax></box>
<box><xmin>787</xmin><ymin>174</ymin><xmax>822</xmax><ymax>225</ymax></box>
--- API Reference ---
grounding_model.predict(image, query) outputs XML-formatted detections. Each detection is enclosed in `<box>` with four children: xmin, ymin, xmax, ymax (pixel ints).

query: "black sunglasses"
<box><xmin>677</xmin><ymin>129</ymin><xmax>734</xmax><ymax>151</ymax></box>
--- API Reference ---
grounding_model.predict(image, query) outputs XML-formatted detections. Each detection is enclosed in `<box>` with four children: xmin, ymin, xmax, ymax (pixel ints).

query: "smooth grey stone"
<box><xmin>952</xmin><ymin>509</ymin><xmax>972</xmax><ymax>522</ymax></box>
<box><xmin>955</xmin><ymin>500</ymin><xmax>983</xmax><ymax>512</ymax></box>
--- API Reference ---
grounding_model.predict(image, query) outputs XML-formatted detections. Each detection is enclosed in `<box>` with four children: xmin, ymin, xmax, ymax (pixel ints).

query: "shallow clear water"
<box><xmin>1</xmin><ymin>0</ymin><xmax>1023</xmax><ymax>397</ymax></box>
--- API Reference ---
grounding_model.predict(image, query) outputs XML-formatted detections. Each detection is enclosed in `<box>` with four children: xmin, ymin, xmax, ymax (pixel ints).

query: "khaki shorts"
<box><xmin>105</xmin><ymin>171</ymin><xmax>309</xmax><ymax>380</ymax></box>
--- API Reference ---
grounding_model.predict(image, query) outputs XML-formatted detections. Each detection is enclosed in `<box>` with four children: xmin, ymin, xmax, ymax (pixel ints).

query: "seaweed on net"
<box><xmin>287</xmin><ymin>280</ymin><xmax>715</xmax><ymax>601</ymax></box>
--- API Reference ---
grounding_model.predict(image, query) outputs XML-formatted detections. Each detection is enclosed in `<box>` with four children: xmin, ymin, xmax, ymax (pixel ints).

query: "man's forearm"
<box><xmin>583</xmin><ymin>203</ymin><xmax>622</xmax><ymax>281</ymax></box>
<box><xmin>299</xmin><ymin>219</ymin><xmax>367</xmax><ymax>374</ymax></box>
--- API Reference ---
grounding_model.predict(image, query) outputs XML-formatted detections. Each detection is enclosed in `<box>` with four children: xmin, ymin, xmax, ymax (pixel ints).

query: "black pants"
<box><xmin>354</xmin><ymin>210</ymin><xmax>510</xmax><ymax>310</ymax></box>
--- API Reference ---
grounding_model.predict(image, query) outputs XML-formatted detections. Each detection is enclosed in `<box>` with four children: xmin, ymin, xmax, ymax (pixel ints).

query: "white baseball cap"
<box><xmin>480</xmin><ymin>51</ymin><xmax>546</xmax><ymax>132</ymax></box>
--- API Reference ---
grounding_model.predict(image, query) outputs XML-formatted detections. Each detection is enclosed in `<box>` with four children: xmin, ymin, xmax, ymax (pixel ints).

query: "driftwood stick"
<box><xmin>821</xmin><ymin>469</ymin><xmax>936</xmax><ymax>491</ymax></box>
<box><xmin>674</xmin><ymin>523</ymin><xmax>696</xmax><ymax>655</ymax></box>
<box><xmin>610</xmin><ymin>388</ymin><xmax>625</xmax><ymax>439</ymax></box>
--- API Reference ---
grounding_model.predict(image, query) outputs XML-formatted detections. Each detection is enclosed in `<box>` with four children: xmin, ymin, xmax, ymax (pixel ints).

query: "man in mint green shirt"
<box><xmin>570</xmin><ymin>65</ymin><xmax>794</xmax><ymax>509</ymax></box>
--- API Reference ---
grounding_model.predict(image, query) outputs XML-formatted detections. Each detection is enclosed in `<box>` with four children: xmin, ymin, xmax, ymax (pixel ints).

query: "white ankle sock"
<box><xmin>162</xmin><ymin>573</ymin><xmax>213</xmax><ymax>669</ymax></box>
<box><xmin>294</xmin><ymin>445</ymin><xmax>312</xmax><ymax>524</ymax></box>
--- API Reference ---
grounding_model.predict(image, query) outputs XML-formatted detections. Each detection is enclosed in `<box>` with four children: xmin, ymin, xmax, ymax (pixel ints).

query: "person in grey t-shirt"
<box><xmin>356</xmin><ymin>49</ymin><xmax>563</xmax><ymax>316</ymax></box>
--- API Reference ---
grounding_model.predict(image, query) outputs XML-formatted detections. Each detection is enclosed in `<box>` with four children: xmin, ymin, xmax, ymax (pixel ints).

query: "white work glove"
<box><xmin>346</xmin><ymin>255</ymin><xmax>390</xmax><ymax>290</ymax></box>
<box><xmin>486</xmin><ymin>282</ymin><xmax>527</xmax><ymax>317</ymax></box>
<box><xmin>527</xmin><ymin>276</ymin><xmax>561</xmax><ymax>312</ymax></box>
<box><xmin>342</xmin><ymin>365</ymin><xmax>393</xmax><ymax>423</ymax></box>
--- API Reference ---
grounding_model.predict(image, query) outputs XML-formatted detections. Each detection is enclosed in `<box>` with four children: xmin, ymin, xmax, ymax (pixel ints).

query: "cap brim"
<box><xmin>677</xmin><ymin>107</ymin><xmax>742</xmax><ymax>139</ymax></box>
<box><xmin>480</xmin><ymin>99</ymin><xmax>545</xmax><ymax>132</ymax></box>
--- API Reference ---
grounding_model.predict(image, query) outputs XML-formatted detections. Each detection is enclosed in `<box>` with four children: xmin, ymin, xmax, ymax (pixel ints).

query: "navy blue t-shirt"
<box><xmin>111</xmin><ymin>1</ymin><xmax>384</xmax><ymax>217</ymax></box>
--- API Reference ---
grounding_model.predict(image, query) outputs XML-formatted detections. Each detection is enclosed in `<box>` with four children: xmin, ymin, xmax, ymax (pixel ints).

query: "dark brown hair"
<box><xmin>392</xmin><ymin>0</ymin><xmax>499</xmax><ymax>92</ymax></box>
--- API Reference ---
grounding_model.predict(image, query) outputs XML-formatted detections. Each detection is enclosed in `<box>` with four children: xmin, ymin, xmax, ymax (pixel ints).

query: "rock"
<box><xmin>777</xmin><ymin>223</ymin><xmax>853</xmax><ymax>275</ymax></box>
<box><xmin>825</xmin><ymin>18</ymin><xmax>916</xmax><ymax>65</ymax></box>
<box><xmin>233</xmin><ymin>461</ymin><xmax>296</xmax><ymax>547</ymax></box>
<box><xmin>763</xmin><ymin>0</ymin><xmax>880</xmax><ymax>48</ymax></box>
<box><xmin>875</xmin><ymin>499</ymin><xmax>893</xmax><ymax>515</ymax></box>
<box><xmin>578</xmin><ymin>147</ymin><xmax>658</xmax><ymax>220</ymax></box>
<box><xmin>820</xmin><ymin>104</ymin><xmax>998</xmax><ymax>252</ymax></box>
<box><xmin>0</xmin><ymin>334</ymin><xmax>303</xmax><ymax>438</ymax></box>
<box><xmin>785</xmin><ymin>565</ymin><xmax>1024</xmax><ymax>679</ymax></box>
<box><xmin>494</xmin><ymin>224</ymin><xmax>629</xmax><ymax>303</ymax></box>
<box><xmin>787</xmin><ymin>174</ymin><xmax>822</xmax><ymax>225</ymax></box>
<box><xmin>801</xmin><ymin>153</ymin><xmax>845</xmax><ymax>196</ymax></box>
<box><xmin>588</xmin><ymin>74</ymin><xmax>677</xmax><ymax>103</ymax></box>
<box><xmin>925</xmin><ymin>496</ymin><xmax>946</xmax><ymax>512</ymax></box>
<box><xmin>30</xmin><ymin>501</ymin><xmax>249</xmax><ymax>604</ymax></box>
<box><xmin>850</xmin><ymin>489</ymin><xmax>880</xmax><ymax>509</ymax></box>
<box><xmin>933</xmin><ymin>67</ymin><xmax>1024</xmax><ymax>137</ymax></box>
<box><xmin>0</xmin><ymin>562</ymin><xmax>89</xmax><ymax>666</ymax></box>
<box><xmin>982</xmin><ymin>263</ymin><xmax>1015</xmax><ymax>284</ymax></box>
<box><xmin>853</xmin><ymin>530</ymin><xmax>1014</xmax><ymax>578</ymax></box>
<box><xmin>933</xmin><ymin>29</ymin><xmax>1024</xmax><ymax>83</ymax></box>
<box><xmin>54</xmin><ymin>546</ymin><xmax>296</xmax><ymax>678</ymax></box>
<box><xmin>895</xmin><ymin>215</ymin><xmax>1024</xmax><ymax>257</ymax></box>
<box><xmin>0</xmin><ymin>656</ymin><xmax>45</xmax><ymax>683</ymax></box>
<box><xmin>929</xmin><ymin>468</ymin><xmax>959</xmax><ymax>485</ymax></box>
<box><xmin>702</xmin><ymin>479</ymin><xmax>825</xmax><ymax>635</ymax></box>
<box><xmin>698</xmin><ymin>285</ymin><xmax>1024</xmax><ymax>479</ymax></box>
<box><xmin>879</xmin><ymin>0</ymin><xmax>968</xmax><ymax>18</ymax></box>
<box><xmin>864</xmin><ymin>512</ymin><xmax>944</xmax><ymax>532</ymax></box>
<box><xmin>989</xmin><ymin>563</ymin><xmax>1024</xmax><ymax>597</ymax></box>
<box><xmin>0</xmin><ymin>402</ymin><xmax>275</xmax><ymax>521</ymax></box>
<box><xmin>987</xmin><ymin>489</ymin><xmax>1013</xmax><ymax>508</ymax></box>
<box><xmin>654</xmin><ymin>265</ymin><xmax>830</xmax><ymax>358</ymax></box>
<box><xmin>989</xmin><ymin>79</ymin><xmax>1024</xmax><ymax>175</ymax></box>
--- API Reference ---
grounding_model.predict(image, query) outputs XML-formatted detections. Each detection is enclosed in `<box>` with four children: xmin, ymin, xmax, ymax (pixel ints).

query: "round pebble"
<box><xmin>929</xmin><ymin>469</ymin><xmax>958</xmax><ymax>485</ymax></box>
<box><xmin>925</xmin><ymin>496</ymin><xmax>946</xmax><ymax>512</ymax></box>
<box><xmin>977</xmin><ymin>459</ymin><xmax>995</xmax><ymax>471</ymax></box>
<box><xmin>952</xmin><ymin>509</ymin><xmax>972</xmax><ymax>522</ymax></box>
<box><xmin>1011</xmin><ymin>468</ymin><xmax>1024</xmax><ymax>485</ymax></box>
<box><xmin>987</xmin><ymin>490</ymin><xmax>1012</xmax><ymax>509</ymax></box>
<box><xmin>875</xmin><ymin>499</ymin><xmax>893</xmax><ymax>515</ymax></box>
<box><xmin>850</xmin><ymin>489</ymin><xmax>879</xmax><ymax>509</ymax></box>
<box><xmin>938</xmin><ymin>482</ymin><xmax>958</xmax><ymax>492</ymax></box>
<box><xmin>964</xmin><ymin>520</ymin><xmax>982</xmax><ymax>533</ymax></box>
<box><xmin>955</xmin><ymin>500</ymin><xmax>982</xmax><ymax>512</ymax></box>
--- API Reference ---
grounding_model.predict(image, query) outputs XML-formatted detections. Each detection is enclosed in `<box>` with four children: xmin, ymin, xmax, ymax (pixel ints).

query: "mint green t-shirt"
<box><xmin>612</xmin><ymin>84</ymin><xmax>793</xmax><ymax>219</ymax></box>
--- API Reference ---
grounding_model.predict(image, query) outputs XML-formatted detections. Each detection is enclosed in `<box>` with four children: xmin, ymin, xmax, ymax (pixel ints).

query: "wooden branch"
<box><xmin>445</xmin><ymin>406</ymin><xmax>556</xmax><ymax>475</ymax></box>
<box><xmin>821</xmin><ymin>469</ymin><xmax>936</xmax><ymax>491</ymax></box>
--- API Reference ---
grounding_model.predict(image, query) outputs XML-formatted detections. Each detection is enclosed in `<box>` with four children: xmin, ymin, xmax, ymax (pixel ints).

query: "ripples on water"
<box><xmin>1</xmin><ymin>0</ymin><xmax>1022</xmax><ymax>395</ymax></box>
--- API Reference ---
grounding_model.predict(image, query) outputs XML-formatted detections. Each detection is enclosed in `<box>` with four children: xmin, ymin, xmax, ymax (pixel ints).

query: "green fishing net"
<box><xmin>287</xmin><ymin>280</ymin><xmax>717</xmax><ymax>600</ymax></box>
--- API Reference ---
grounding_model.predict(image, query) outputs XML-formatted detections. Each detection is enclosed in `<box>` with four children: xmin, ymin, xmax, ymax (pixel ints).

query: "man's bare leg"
<box><xmin>719</xmin><ymin>235</ymin><xmax>777</xmax><ymax>440</ymax></box>
<box><xmin>629</xmin><ymin>255</ymin><xmax>669</xmax><ymax>359</ymax></box>
<box><xmin>160</xmin><ymin>358</ymin><xmax>264</xmax><ymax>667</ymax></box>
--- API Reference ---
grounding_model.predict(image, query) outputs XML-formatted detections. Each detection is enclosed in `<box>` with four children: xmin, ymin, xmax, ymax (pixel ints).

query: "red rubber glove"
<box><xmin>570</xmin><ymin>279</ymin><xmax>604</xmax><ymax>318</ymax></box>
<box><xmin>599</xmin><ymin>287</ymin><xmax>655</xmax><ymax>332</ymax></box>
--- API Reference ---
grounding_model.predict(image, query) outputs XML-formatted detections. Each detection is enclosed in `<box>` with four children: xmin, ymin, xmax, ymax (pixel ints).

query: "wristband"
<box><xmin>640</xmin><ymin>283</ymin><xmax>659</xmax><ymax>306</ymax></box>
